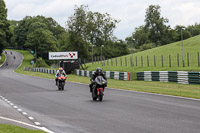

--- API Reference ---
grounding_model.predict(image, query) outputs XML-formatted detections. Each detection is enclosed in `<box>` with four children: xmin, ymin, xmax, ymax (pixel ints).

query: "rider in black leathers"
<box><xmin>89</xmin><ymin>67</ymin><xmax>107</xmax><ymax>92</ymax></box>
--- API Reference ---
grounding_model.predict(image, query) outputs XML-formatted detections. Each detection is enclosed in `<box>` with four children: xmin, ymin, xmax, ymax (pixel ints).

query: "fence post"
<box><xmin>169</xmin><ymin>54</ymin><xmax>171</xmax><ymax>67</ymax></box>
<box><xmin>130</xmin><ymin>56</ymin><xmax>132</xmax><ymax>66</ymax></box>
<box><xmin>177</xmin><ymin>53</ymin><xmax>179</xmax><ymax>67</ymax></box>
<box><xmin>136</xmin><ymin>56</ymin><xmax>137</xmax><ymax>66</ymax></box>
<box><xmin>111</xmin><ymin>58</ymin><xmax>113</xmax><ymax>66</ymax></box>
<box><xmin>187</xmin><ymin>52</ymin><xmax>189</xmax><ymax>67</ymax></box>
<box><xmin>120</xmin><ymin>57</ymin><xmax>122</xmax><ymax>66</ymax></box>
<box><xmin>125</xmin><ymin>57</ymin><xmax>127</xmax><ymax>67</ymax></box>
<box><xmin>104</xmin><ymin>57</ymin><xmax>105</xmax><ymax>66</ymax></box>
<box><xmin>198</xmin><ymin>52</ymin><xmax>200</xmax><ymax>67</ymax></box>
<box><xmin>141</xmin><ymin>56</ymin><xmax>143</xmax><ymax>67</ymax></box>
<box><xmin>116</xmin><ymin>58</ymin><xmax>117</xmax><ymax>66</ymax></box>
<box><xmin>161</xmin><ymin>55</ymin><xmax>163</xmax><ymax>67</ymax></box>
<box><xmin>154</xmin><ymin>55</ymin><xmax>156</xmax><ymax>67</ymax></box>
<box><xmin>107</xmin><ymin>58</ymin><xmax>109</xmax><ymax>66</ymax></box>
<box><xmin>131</xmin><ymin>56</ymin><xmax>134</xmax><ymax>67</ymax></box>
<box><xmin>147</xmin><ymin>56</ymin><xmax>149</xmax><ymax>67</ymax></box>
<box><xmin>84</xmin><ymin>58</ymin><xmax>85</xmax><ymax>65</ymax></box>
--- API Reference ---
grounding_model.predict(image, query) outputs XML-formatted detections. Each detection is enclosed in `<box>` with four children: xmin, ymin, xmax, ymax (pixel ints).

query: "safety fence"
<box><xmin>137</xmin><ymin>71</ymin><xmax>200</xmax><ymax>84</ymax></box>
<box><xmin>24</xmin><ymin>67</ymin><xmax>131</xmax><ymax>81</ymax></box>
<box><xmin>75</xmin><ymin>70</ymin><xmax>131</xmax><ymax>81</ymax></box>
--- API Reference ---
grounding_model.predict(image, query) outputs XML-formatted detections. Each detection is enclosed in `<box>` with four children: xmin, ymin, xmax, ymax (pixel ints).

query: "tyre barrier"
<box><xmin>24</xmin><ymin>67</ymin><xmax>57</xmax><ymax>75</ymax></box>
<box><xmin>24</xmin><ymin>67</ymin><xmax>131</xmax><ymax>81</ymax></box>
<box><xmin>137</xmin><ymin>71</ymin><xmax>200</xmax><ymax>85</ymax></box>
<box><xmin>75</xmin><ymin>69</ymin><xmax>131</xmax><ymax>81</ymax></box>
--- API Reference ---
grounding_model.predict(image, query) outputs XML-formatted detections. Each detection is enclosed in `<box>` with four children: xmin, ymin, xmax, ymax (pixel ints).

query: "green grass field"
<box><xmin>85</xmin><ymin>35</ymin><xmax>200</xmax><ymax>74</ymax></box>
<box><xmin>0</xmin><ymin>124</ymin><xmax>46</xmax><ymax>133</ymax></box>
<box><xmin>0</xmin><ymin>53</ymin><xmax>6</xmax><ymax>65</ymax></box>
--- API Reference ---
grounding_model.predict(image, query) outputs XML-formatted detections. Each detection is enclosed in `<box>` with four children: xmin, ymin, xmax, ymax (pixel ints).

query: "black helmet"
<box><xmin>96</xmin><ymin>67</ymin><xmax>102</xmax><ymax>75</ymax></box>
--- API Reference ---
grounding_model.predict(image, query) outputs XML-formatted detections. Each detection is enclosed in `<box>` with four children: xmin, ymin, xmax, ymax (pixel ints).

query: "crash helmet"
<box><xmin>96</xmin><ymin>67</ymin><xmax>102</xmax><ymax>75</ymax></box>
<box><xmin>59</xmin><ymin>67</ymin><xmax>63</xmax><ymax>72</ymax></box>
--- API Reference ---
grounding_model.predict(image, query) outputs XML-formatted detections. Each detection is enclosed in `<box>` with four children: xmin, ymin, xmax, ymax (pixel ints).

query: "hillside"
<box><xmin>85</xmin><ymin>35</ymin><xmax>200</xmax><ymax>73</ymax></box>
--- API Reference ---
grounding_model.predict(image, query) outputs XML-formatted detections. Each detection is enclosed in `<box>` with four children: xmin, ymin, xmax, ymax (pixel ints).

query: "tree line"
<box><xmin>1</xmin><ymin>1</ymin><xmax>200</xmax><ymax>62</ymax></box>
<box><xmin>126</xmin><ymin>5</ymin><xmax>200</xmax><ymax>50</ymax></box>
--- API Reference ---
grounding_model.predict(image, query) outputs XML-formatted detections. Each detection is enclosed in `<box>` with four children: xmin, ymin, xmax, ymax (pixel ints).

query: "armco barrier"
<box><xmin>75</xmin><ymin>69</ymin><xmax>131</xmax><ymax>81</ymax></box>
<box><xmin>24</xmin><ymin>67</ymin><xmax>131</xmax><ymax>81</ymax></box>
<box><xmin>137</xmin><ymin>71</ymin><xmax>200</xmax><ymax>85</ymax></box>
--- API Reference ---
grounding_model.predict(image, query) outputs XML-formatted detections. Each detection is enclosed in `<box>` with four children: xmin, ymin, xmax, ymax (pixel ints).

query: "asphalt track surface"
<box><xmin>1</xmin><ymin>51</ymin><xmax>200</xmax><ymax>133</ymax></box>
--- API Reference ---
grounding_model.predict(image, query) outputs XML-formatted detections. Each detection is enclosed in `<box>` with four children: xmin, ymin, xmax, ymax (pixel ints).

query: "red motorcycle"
<box><xmin>57</xmin><ymin>76</ymin><xmax>66</xmax><ymax>91</ymax></box>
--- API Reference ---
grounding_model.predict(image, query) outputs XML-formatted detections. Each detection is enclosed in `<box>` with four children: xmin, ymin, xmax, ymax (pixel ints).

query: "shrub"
<box><xmin>35</xmin><ymin>58</ymin><xmax>49</xmax><ymax>67</ymax></box>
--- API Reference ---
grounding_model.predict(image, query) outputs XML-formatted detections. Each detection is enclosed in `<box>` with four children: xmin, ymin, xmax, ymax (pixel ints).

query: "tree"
<box><xmin>86</xmin><ymin>11</ymin><xmax>119</xmax><ymax>46</ymax></box>
<box><xmin>187</xmin><ymin>23</ymin><xmax>200</xmax><ymax>37</ymax></box>
<box><xmin>9</xmin><ymin>20</ymin><xmax>19</xmax><ymax>47</ymax></box>
<box><xmin>14</xmin><ymin>15</ymin><xmax>66</xmax><ymax>49</ymax></box>
<box><xmin>67</xmin><ymin>5</ymin><xmax>120</xmax><ymax>58</ymax></box>
<box><xmin>0</xmin><ymin>0</ymin><xmax>11</xmax><ymax>54</ymax></box>
<box><xmin>175</xmin><ymin>25</ymin><xmax>192</xmax><ymax>41</ymax></box>
<box><xmin>25</xmin><ymin>28</ymin><xmax>58</xmax><ymax>57</ymax></box>
<box><xmin>144</xmin><ymin>5</ymin><xmax>169</xmax><ymax>46</ymax></box>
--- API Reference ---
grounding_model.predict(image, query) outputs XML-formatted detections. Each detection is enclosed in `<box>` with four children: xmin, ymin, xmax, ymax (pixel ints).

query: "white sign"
<box><xmin>49</xmin><ymin>52</ymin><xmax>78</xmax><ymax>60</ymax></box>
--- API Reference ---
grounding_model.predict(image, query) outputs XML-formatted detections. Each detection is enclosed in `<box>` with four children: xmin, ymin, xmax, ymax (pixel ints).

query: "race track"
<box><xmin>1</xmin><ymin>51</ymin><xmax>200</xmax><ymax>133</ymax></box>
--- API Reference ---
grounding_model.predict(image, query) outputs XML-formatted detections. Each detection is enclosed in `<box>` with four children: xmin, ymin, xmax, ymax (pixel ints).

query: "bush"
<box><xmin>35</xmin><ymin>57</ymin><xmax>49</xmax><ymax>67</ymax></box>
<box><xmin>139</xmin><ymin>43</ymin><xmax>156</xmax><ymax>51</ymax></box>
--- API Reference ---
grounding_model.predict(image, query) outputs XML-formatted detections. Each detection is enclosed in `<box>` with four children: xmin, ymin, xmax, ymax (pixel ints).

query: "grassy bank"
<box><xmin>0</xmin><ymin>124</ymin><xmax>46</xmax><ymax>133</ymax></box>
<box><xmin>0</xmin><ymin>53</ymin><xmax>6</xmax><ymax>65</ymax></box>
<box><xmin>85</xmin><ymin>35</ymin><xmax>200</xmax><ymax>74</ymax></box>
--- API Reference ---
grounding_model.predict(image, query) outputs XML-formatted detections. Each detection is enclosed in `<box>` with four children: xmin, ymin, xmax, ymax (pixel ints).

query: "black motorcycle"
<box><xmin>92</xmin><ymin>76</ymin><xmax>107</xmax><ymax>101</ymax></box>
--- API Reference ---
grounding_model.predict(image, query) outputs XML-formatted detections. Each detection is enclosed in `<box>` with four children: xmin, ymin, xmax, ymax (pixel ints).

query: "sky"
<box><xmin>4</xmin><ymin>0</ymin><xmax>200</xmax><ymax>40</ymax></box>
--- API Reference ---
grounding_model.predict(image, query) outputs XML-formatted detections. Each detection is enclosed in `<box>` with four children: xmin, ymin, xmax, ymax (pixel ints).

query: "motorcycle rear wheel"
<box><xmin>92</xmin><ymin>89</ymin><xmax>97</xmax><ymax>101</ymax></box>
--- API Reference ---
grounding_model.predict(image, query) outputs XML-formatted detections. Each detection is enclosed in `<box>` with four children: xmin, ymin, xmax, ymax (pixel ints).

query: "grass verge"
<box><xmin>0</xmin><ymin>124</ymin><xmax>46</xmax><ymax>133</ymax></box>
<box><xmin>0</xmin><ymin>53</ymin><xmax>6</xmax><ymax>65</ymax></box>
<box><xmin>9</xmin><ymin>49</ymin><xmax>200</xmax><ymax>99</ymax></box>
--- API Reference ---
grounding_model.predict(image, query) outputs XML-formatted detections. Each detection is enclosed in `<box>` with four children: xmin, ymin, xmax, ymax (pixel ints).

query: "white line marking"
<box><xmin>0</xmin><ymin>116</ymin><xmax>54</xmax><ymax>133</ymax></box>
<box><xmin>34</xmin><ymin>122</ymin><xmax>41</xmax><ymax>126</ymax></box>
<box><xmin>28</xmin><ymin>117</ymin><xmax>34</xmax><ymax>120</ymax></box>
<box><xmin>22</xmin><ymin>112</ymin><xmax>27</xmax><ymax>115</ymax></box>
<box><xmin>7</xmin><ymin>101</ymin><xmax>11</xmax><ymax>103</ymax></box>
<box><xmin>17</xmin><ymin>109</ymin><xmax>22</xmax><ymax>112</ymax></box>
<box><xmin>13</xmin><ymin>106</ymin><xmax>18</xmax><ymax>109</ymax></box>
<box><xmin>4</xmin><ymin>99</ymin><xmax>7</xmax><ymax>101</ymax></box>
<box><xmin>10</xmin><ymin>103</ymin><xmax>14</xmax><ymax>106</ymax></box>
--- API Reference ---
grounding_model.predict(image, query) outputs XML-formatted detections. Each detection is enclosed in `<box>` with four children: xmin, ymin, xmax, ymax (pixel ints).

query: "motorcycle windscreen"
<box><xmin>95</xmin><ymin>76</ymin><xmax>106</xmax><ymax>86</ymax></box>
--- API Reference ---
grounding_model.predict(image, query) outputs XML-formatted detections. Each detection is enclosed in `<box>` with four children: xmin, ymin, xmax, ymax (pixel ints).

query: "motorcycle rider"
<box><xmin>89</xmin><ymin>67</ymin><xmax>107</xmax><ymax>92</ymax></box>
<box><xmin>55</xmin><ymin>67</ymin><xmax>67</xmax><ymax>85</ymax></box>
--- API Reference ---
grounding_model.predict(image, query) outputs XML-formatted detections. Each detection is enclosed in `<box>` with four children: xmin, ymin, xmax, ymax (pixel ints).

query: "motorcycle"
<box><xmin>57</xmin><ymin>76</ymin><xmax>66</xmax><ymax>91</ymax></box>
<box><xmin>92</xmin><ymin>76</ymin><xmax>107</xmax><ymax>101</ymax></box>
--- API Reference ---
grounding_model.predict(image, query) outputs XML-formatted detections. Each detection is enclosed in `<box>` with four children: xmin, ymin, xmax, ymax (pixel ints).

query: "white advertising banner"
<box><xmin>49</xmin><ymin>52</ymin><xmax>78</xmax><ymax>60</ymax></box>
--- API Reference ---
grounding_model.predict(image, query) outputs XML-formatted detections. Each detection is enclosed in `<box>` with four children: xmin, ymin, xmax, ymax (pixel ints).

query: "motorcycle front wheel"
<box><xmin>98</xmin><ymin>89</ymin><xmax>103</xmax><ymax>101</ymax></box>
